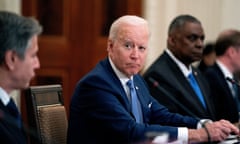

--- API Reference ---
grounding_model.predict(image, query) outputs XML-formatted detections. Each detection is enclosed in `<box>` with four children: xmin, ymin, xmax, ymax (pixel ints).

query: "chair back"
<box><xmin>24</xmin><ymin>84</ymin><xmax>67</xmax><ymax>144</ymax></box>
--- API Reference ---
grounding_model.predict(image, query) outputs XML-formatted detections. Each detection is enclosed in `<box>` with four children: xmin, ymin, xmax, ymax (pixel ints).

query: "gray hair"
<box><xmin>0</xmin><ymin>11</ymin><xmax>42</xmax><ymax>64</ymax></box>
<box><xmin>108</xmin><ymin>15</ymin><xmax>149</xmax><ymax>40</ymax></box>
<box><xmin>168</xmin><ymin>14</ymin><xmax>201</xmax><ymax>35</ymax></box>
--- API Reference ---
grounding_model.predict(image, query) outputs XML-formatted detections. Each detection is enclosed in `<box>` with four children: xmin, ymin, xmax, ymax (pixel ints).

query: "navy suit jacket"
<box><xmin>0</xmin><ymin>101</ymin><xmax>27</xmax><ymax>144</ymax></box>
<box><xmin>204</xmin><ymin>63</ymin><xmax>239</xmax><ymax>123</ymax></box>
<box><xmin>67</xmin><ymin>58</ymin><xmax>198</xmax><ymax>144</ymax></box>
<box><xmin>143</xmin><ymin>51</ymin><xmax>216</xmax><ymax>120</ymax></box>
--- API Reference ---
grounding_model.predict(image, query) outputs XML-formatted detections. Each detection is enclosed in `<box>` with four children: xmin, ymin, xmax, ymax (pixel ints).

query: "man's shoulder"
<box><xmin>203</xmin><ymin>64</ymin><xmax>221</xmax><ymax>77</ymax></box>
<box><xmin>145</xmin><ymin>54</ymin><xmax>172</xmax><ymax>74</ymax></box>
<box><xmin>203</xmin><ymin>64</ymin><xmax>226</xmax><ymax>85</ymax></box>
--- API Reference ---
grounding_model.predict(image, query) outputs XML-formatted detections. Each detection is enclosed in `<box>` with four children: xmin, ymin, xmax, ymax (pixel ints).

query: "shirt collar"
<box><xmin>216</xmin><ymin>60</ymin><xmax>233</xmax><ymax>79</ymax></box>
<box><xmin>108</xmin><ymin>57</ymin><xmax>132</xmax><ymax>84</ymax></box>
<box><xmin>166</xmin><ymin>49</ymin><xmax>192</xmax><ymax>77</ymax></box>
<box><xmin>0</xmin><ymin>87</ymin><xmax>10</xmax><ymax>106</ymax></box>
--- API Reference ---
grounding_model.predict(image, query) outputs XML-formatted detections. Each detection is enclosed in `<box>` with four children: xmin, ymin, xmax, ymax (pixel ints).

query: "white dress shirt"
<box><xmin>216</xmin><ymin>60</ymin><xmax>235</xmax><ymax>96</ymax></box>
<box><xmin>0</xmin><ymin>87</ymin><xmax>10</xmax><ymax>106</ymax></box>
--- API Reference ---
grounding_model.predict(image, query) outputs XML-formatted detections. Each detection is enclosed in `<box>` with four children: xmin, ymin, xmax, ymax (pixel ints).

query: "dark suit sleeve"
<box><xmin>67</xmin><ymin>59</ymin><xmax>198</xmax><ymax>144</ymax></box>
<box><xmin>143</xmin><ymin>53</ymin><xmax>216</xmax><ymax>120</ymax></box>
<box><xmin>0</xmin><ymin>107</ymin><xmax>27</xmax><ymax>144</ymax></box>
<box><xmin>68</xmin><ymin>75</ymin><xmax>198</xmax><ymax>144</ymax></box>
<box><xmin>143</xmin><ymin>71</ymin><xmax>198</xmax><ymax>117</ymax></box>
<box><xmin>204</xmin><ymin>65</ymin><xmax>239</xmax><ymax>123</ymax></box>
<box><xmin>68</xmin><ymin>79</ymin><xmax>174</xmax><ymax>143</ymax></box>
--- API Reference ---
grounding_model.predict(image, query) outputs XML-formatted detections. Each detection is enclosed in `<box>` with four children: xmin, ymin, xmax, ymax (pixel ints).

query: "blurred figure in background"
<box><xmin>0</xmin><ymin>11</ymin><xmax>42</xmax><ymax>143</ymax></box>
<box><xmin>198</xmin><ymin>43</ymin><xmax>216</xmax><ymax>72</ymax></box>
<box><xmin>204</xmin><ymin>29</ymin><xmax>240</xmax><ymax>124</ymax></box>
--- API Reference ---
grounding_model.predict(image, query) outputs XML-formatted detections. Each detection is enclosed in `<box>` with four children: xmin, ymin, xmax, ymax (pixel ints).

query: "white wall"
<box><xmin>0</xmin><ymin>0</ymin><xmax>21</xmax><ymax>13</ymax></box>
<box><xmin>142</xmin><ymin>0</ymin><xmax>240</xmax><ymax>72</ymax></box>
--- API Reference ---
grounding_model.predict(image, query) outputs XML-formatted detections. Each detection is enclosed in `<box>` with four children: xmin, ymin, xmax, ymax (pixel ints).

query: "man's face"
<box><xmin>231</xmin><ymin>47</ymin><xmax>240</xmax><ymax>73</ymax></box>
<box><xmin>168</xmin><ymin>22</ymin><xmax>205</xmax><ymax>66</ymax></box>
<box><xmin>108</xmin><ymin>24</ymin><xmax>149</xmax><ymax>78</ymax></box>
<box><xmin>9</xmin><ymin>35</ymin><xmax>40</xmax><ymax>89</ymax></box>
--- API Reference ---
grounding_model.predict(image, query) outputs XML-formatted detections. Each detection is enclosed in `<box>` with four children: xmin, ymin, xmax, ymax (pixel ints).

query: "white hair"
<box><xmin>108</xmin><ymin>15</ymin><xmax>149</xmax><ymax>40</ymax></box>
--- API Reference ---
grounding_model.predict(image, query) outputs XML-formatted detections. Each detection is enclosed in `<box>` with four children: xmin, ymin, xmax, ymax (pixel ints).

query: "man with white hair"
<box><xmin>67</xmin><ymin>15</ymin><xmax>239</xmax><ymax>144</ymax></box>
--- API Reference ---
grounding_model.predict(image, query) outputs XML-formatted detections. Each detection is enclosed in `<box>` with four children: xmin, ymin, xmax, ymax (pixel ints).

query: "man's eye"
<box><xmin>187</xmin><ymin>34</ymin><xmax>205</xmax><ymax>42</ymax></box>
<box><xmin>187</xmin><ymin>35</ymin><xmax>198</xmax><ymax>42</ymax></box>
<box><xmin>139</xmin><ymin>46</ymin><xmax>146</xmax><ymax>52</ymax></box>
<box><xmin>124</xmin><ymin>42</ymin><xmax>134</xmax><ymax>49</ymax></box>
<box><xmin>200</xmin><ymin>36</ymin><xmax>205</xmax><ymax>41</ymax></box>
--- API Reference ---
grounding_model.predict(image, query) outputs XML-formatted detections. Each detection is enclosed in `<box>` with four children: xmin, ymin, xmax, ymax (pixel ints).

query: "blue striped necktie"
<box><xmin>188</xmin><ymin>73</ymin><xmax>206</xmax><ymax>109</ymax></box>
<box><xmin>127</xmin><ymin>80</ymin><xmax>143</xmax><ymax>123</ymax></box>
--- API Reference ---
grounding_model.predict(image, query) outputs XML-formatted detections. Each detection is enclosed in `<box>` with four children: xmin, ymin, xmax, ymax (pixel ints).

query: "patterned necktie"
<box><xmin>226</xmin><ymin>77</ymin><xmax>240</xmax><ymax>111</ymax></box>
<box><xmin>232</xmin><ymin>82</ymin><xmax>240</xmax><ymax>111</ymax></box>
<box><xmin>188</xmin><ymin>73</ymin><xmax>206</xmax><ymax>109</ymax></box>
<box><xmin>127</xmin><ymin>79</ymin><xmax>142</xmax><ymax>123</ymax></box>
<box><xmin>7</xmin><ymin>98</ymin><xmax>22</xmax><ymax>128</ymax></box>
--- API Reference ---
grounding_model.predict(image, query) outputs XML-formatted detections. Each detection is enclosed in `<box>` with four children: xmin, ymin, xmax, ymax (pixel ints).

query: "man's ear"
<box><xmin>5</xmin><ymin>50</ymin><xmax>16</xmax><ymax>70</ymax></box>
<box><xmin>107</xmin><ymin>39</ymin><xmax>113</xmax><ymax>52</ymax></box>
<box><xmin>167</xmin><ymin>35</ymin><xmax>175</xmax><ymax>47</ymax></box>
<box><xmin>225</xmin><ymin>46</ymin><xmax>235</xmax><ymax>58</ymax></box>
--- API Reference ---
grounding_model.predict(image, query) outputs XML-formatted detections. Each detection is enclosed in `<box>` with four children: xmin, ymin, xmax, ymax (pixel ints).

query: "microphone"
<box><xmin>147</xmin><ymin>77</ymin><xmax>199</xmax><ymax>119</ymax></box>
<box><xmin>226</xmin><ymin>77</ymin><xmax>240</xmax><ymax>87</ymax></box>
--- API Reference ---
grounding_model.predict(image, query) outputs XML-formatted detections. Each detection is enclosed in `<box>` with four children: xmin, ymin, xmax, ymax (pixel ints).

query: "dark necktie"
<box><xmin>232</xmin><ymin>83</ymin><xmax>240</xmax><ymax>111</ymax></box>
<box><xmin>226</xmin><ymin>77</ymin><xmax>240</xmax><ymax>111</ymax></box>
<box><xmin>127</xmin><ymin>80</ymin><xmax>143</xmax><ymax>123</ymax></box>
<box><xmin>188</xmin><ymin>73</ymin><xmax>206</xmax><ymax>109</ymax></box>
<box><xmin>7</xmin><ymin>98</ymin><xmax>22</xmax><ymax>128</ymax></box>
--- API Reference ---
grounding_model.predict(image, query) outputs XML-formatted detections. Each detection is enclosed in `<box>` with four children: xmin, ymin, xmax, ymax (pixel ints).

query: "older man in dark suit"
<box><xmin>67</xmin><ymin>15</ymin><xmax>239</xmax><ymax>144</ymax></box>
<box><xmin>143</xmin><ymin>15</ymin><xmax>216</xmax><ymax>120</ymax></box>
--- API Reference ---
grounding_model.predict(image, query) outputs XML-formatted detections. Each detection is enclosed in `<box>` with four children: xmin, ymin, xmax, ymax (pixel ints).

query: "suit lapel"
<box><xmin>104</xmin><ymin>59</ymin><xmax>132</xmax><ymax>111</ymax></box>
<box><xmin>214</xmin><ymin>64</ymin><xmax>233</xmax><ymax>96</ymax></box>
<box><xmin>163</xmin><ymin>53</ymin><xmax>208</xmax><ymax>112</ymax></box>
<box><xmin>162</xmin><ymin>53</ymin><xmax>192</xmax><ymax>94</ymax></box>
<box><xmin>192</xmin><ymin>68</ymin><xmax>214</xmax><ymax>113</ymax></box>
<box><xmin>215</xmin><ymin>64</ymin><xmax>237</xmax><ymax>102</ymax></box>
<box><xmin>132</xmin><ymin>76</ymin><xmax>152</xmax><ymax>122</ymax></box>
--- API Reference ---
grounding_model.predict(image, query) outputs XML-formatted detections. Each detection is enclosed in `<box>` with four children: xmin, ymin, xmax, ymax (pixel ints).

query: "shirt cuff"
<box><xmin>178</xmin><ymin>127</ymin><xmax>188</xmax><ymax>144</ymax></box>
<box><xmin>177</xmin><ymin>120</ymin><xmax>212</xmax><ymax>144</ymax></box>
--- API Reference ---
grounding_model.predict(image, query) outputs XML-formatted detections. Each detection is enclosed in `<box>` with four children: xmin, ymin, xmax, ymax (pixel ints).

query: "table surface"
<box><xmin>219</xmin><ymin>135</ymin><xmax>239</xmax><ymax>144</ymax></box>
